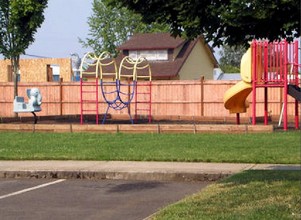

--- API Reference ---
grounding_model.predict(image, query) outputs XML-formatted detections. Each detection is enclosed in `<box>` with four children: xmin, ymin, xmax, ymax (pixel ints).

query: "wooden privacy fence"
<box><xmin>0</xmin><ymin>80</ymin><xmax>299</xmax><ymax>121</ymax></box>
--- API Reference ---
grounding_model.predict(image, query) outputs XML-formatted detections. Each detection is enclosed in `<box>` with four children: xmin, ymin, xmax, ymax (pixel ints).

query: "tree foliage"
<box><xmin>80</xmin><ymin>0</ymin><xmax>170</xmax><ymax>56</ymax></box>
<box><xmin>0</xmin><ymin>0</ymin><xmax>47</xmax><ymax>59</ymax></box>
<box><xmin>106</xmin><ymin>0</ymin><xmax>300</xmax><ymax>47</ymax></box>
<box><xmin>0</xmin><ymin>0</ymin><xmax>48</xmax><ymax>99</ymax></box>
<box><xmin>219</xmin><ymin>45</ymin><xmax>246</xmax><ymax>73</ymax></box>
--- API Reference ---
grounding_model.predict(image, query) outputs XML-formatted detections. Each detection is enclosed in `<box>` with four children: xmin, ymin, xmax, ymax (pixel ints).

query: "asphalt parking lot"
<box><xmin>0</xmin><ymin>178</ymin><xmax>210</xmax><ymax>220</ymax></box>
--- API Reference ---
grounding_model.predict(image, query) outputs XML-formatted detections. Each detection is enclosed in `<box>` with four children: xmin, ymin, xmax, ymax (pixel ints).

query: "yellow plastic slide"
<box><xmin>223</xmin><ymin>48</ymin><xmax>252</xmax><ymax>113</ymax></box>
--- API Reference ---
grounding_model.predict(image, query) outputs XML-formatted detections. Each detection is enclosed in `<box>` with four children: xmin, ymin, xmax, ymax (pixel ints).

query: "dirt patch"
<box><xmin>1</xmin><ymin>114</ymin><xmax>246</xmax><ymax>125</ymax></box>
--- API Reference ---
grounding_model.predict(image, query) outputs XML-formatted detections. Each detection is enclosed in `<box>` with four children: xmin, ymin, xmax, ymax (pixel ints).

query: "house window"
<box><xmin>129</xmin><ymin>50</ymin><xmax>168</xmax><ymax>61</ymax></box>
<box><xmin>47</xmin><ymin>64</ymin><xmax>60</xmax><ymax>82</ymax></box>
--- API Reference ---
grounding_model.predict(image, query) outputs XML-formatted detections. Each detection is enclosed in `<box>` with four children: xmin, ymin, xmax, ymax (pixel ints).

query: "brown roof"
<box><xmin>117</xmin><ymin>33</ymin><xmax>185</xmax><ymax>50</ymax></box>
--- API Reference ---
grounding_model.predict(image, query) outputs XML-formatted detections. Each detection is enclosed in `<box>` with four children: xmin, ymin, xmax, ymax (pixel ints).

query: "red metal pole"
<box><xmin>251</xmin><ymin>40</ymin><xmax>257</xmax><ymax>125</ymax></box>
<box><xmin>294</xmin><ymin>41</ymin><xmax>299</xmax><ymax>129</ymax></box>
<box><xmin>134</xmin><ymin>81</ymin><xmax>138</xmax><ymax>123</ymax></box>
<box><xmin>149</xmin><ymin>81</ymin><xmax>152</xmax><ymax>123</ymax></box>
<box><xmin>294</xmin><ymin>41</ymin><xmax>299</xmax><ymax>84</ymax></box>
<box><xmin>264</xmin><ymin>41</ymin><xmax>268</xmax><ymax>83</ymax></box>
<box><xmin>96</xmin><ymin>77</ymin><xmax>99</xmax><ymax>124</ymax></box>
<box><xmin>80</xmin><ymin>78</ymin><xmax>83</xmax><ymax>125</ymax></box>
<box><xmin>283</xmin><ymin>40</ymin><xmax>288</xmax><ymax>130</ymax></box>
<box><xmin>264</xmin><ymin>42</ymin><xmax>268</xmax><ymax>125</ymax></box>
<box><xmin>273</xmin><ymin>41</ymin><xmax>277</xmax><ymax>83</ymax></box>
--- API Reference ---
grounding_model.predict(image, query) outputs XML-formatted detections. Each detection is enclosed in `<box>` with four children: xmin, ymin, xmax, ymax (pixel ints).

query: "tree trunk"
<box><xmin>11</xmin><ymin>56</ymin><xmax>20</xmax><ymax>118</ymax></box>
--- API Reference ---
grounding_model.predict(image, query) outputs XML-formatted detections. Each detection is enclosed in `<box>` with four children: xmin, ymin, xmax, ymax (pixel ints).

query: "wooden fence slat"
<box><xmin>0</xmin><ymin>80</ymin><xmax>299</xmax><ymax>120</ymax></box>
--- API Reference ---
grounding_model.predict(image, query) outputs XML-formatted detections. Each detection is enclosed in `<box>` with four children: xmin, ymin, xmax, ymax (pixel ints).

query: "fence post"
<box><xmin>59</xmin><ymin>78</ymin><xmax>63</xmax><ymax>116</ymax></box>
<box><xmin>200</xmin><ymin>76</ymin><xmax>204</xmax><ymax>116</ymax></box>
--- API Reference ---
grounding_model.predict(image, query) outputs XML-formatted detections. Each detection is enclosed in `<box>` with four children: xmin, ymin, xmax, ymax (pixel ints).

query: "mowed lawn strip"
<box><xmin>1</xmin><ymin>131</ymin><xmax>300</xmax><ymax>219</ymax></box>
<box><xmin>152</xmin><ymin>170</ymin><xmax>301</xmax><ymax>220</ymax></box>
<box><xmin>0</xmin><ymin>131</ymin><xmax>300</xmax><ymax>164</ymax></box>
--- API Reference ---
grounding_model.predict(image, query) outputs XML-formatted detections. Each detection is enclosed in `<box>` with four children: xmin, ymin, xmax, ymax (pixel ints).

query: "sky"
<box><xmin>23</xmin><ymin>0</ymin><xmax>93</xmax><ymax>59</ymax></box>
<box><xmin>1</xmin><ymin>0</ymin><xmax>221</xmax><ymax>61</ymax></box>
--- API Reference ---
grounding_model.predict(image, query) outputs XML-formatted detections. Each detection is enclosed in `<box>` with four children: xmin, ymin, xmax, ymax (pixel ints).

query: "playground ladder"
<box><xmin>79</xmin><ymin>52</ymin><xmax>102</xmax><ymax>125</ymax></box>
<box><xmin>80</xmin><ymin>78</ymin><xmax>99</xmax><ymax>124</ymax></box>
<box><xmin>134</xmin><ymin>80</ymin><xmax>152</xmax><ymax>123</ymax></box>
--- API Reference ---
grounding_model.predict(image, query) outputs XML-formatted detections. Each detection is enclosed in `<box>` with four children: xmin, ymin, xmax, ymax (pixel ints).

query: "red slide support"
<box><xmin>251</xmin><ymin>40</ymin><xmax>300</xmax><ymax>130</ymax></box>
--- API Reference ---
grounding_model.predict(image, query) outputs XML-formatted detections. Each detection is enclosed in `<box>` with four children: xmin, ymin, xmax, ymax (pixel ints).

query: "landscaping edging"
<box><xmin>0</xmin><ymin>123</ymin><xmax>274</xmax><ymax>133</ymax></box>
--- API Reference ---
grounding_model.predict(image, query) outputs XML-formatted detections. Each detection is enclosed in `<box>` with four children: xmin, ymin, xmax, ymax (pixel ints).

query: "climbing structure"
<box><xmin>80</xmin><ymin>50</ymin><xmax>152</xmax><ymax>125</ymax></box>
<box><xmin>79</xmin><ymin>52</ymin><xmax>100</xmax><ymax>124</ymax></box>
<box><xmin>224</xmin><ymin>39</ymin><xmax>300</xmax><ymax>130</ymax></box>
<box><xmin>251</xmin><ymin>40</ymin><xmax>300</xmax><ymax>130</ymax></box>
<box><xmin>133</xmin><ymin>58</ymin><xmax>152</xmax><ymax>123</ymax></box>
<box><xmin>100</xmin><ymin>56</ymin><xmax>152</xmax><ymax>124</ymax></box>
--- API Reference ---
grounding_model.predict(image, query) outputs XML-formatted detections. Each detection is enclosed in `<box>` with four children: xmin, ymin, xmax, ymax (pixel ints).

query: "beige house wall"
<box><xmin>0</xmin><ymin>58</ymin><xmax>73</xmax><ymax>82</ymax></box>
<box><xmin>178</xmin><ymin>40</ymin><xmax>215</xmax><ymax>80</ymax></box>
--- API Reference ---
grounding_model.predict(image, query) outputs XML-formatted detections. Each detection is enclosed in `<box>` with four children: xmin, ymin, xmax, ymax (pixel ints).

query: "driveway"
<box><xmin>0</xmin><ymin>178</ymin><xmax>211</xmax><ymax>220</ymax></box>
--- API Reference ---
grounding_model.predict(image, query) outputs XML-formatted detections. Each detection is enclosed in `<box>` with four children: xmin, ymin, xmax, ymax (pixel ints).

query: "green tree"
<box><xmin>219</xmin><ymin>45</ymin><xmax>246</xmax><ymax>73</ymax></box>
<box><xmin>80</xmin><ymin>0</ymin><xmax>170</xmax><ymax>56</ymax></box>
<box><xmin>106</xmin><ymin>0</ymin><xmax>300</xmax><ymax>47</ymax></box>
<box><xmin>0</xmin><ymin>0</ymin><xmax>48</xmax><ymax>103</ymax></box>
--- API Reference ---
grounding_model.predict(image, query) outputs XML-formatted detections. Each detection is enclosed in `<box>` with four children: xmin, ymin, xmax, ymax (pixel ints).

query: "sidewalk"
<box><xmin>0</xmin><ymin>161</ymin><xmax>300</xmax><ymax>181</ymax></box>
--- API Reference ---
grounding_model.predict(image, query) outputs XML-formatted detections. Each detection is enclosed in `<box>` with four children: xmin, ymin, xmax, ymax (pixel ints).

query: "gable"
<box><xmin>178</xmin><ymin>40</ymin><xmax>216</xmax><ymax>80</ymax></box>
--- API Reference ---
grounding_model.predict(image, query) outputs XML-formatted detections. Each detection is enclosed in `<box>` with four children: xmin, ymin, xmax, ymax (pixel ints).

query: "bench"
<box><xmin>13</xmin><ymin>88</ymin><xmax>42</xmax><ymax>124</ymax></box>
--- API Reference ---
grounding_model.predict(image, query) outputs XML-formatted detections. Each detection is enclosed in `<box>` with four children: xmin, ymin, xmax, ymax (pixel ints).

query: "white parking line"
<box><xmin>0</xmin><ymin>179</ymin><xmax>66</xmax><ymax>200</ymax></box>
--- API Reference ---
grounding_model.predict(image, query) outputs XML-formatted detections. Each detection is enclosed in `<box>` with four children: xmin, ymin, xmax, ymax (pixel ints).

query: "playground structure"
<box><xmin>224</xmin><ymin>39</ymin><xmax>301</xmax><ymax>130</ymax></box>
<box><xmin>13</xmin><ymin>88</ymin><xmax>42</xmax><ymax>124</ymax></box>
<box><xmin>79</xmin><ymin>52</ymin><xmax>152</xmax><ymax>124</ymax></box>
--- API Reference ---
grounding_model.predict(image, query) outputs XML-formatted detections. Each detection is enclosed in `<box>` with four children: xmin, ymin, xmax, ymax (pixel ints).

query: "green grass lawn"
<box><xmin>0</xmin><ymin>130</ymin><xmax>300</xmax><ymax>219</ymax></box>
<box><xmin>0</xmin><ymin>131</ymin><xmax>300</xmax><ymax>164</ymax></box>
<box><xmin>152</xmin><ymin>170</ymin><xmax>301</xmax><ymax>220</ymax></box>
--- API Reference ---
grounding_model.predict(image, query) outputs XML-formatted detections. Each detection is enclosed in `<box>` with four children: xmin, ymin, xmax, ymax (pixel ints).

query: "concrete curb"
<box><xmin>1</xmin><ymin>161</ymin><xmax>299</xmax><ymax>182</ymax></box>
<box><xmin>0</xmin><ymin>171</ymin><xmax>230</xmax><ymax>182</ymax></box>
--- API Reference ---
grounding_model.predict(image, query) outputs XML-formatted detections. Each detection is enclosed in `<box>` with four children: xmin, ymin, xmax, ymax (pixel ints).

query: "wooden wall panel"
<box><xmin>0</xmin><ymin>58</ymin><xmax>72</xmax><ymax>82</ymax></box>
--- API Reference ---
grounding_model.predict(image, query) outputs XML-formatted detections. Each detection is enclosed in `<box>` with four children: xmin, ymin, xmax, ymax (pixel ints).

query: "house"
<box><xmin>0</xmin><ymin>58</ymin><xmax>73</xmax><ymax>82</ymax></box>
<box><xmin>117</xmin><ymin>33</ymin><xmax>219</xmax><ymax>80</ymax></box>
